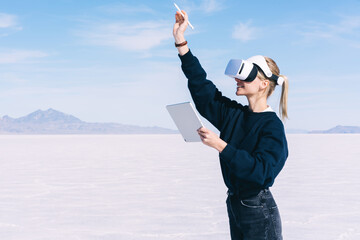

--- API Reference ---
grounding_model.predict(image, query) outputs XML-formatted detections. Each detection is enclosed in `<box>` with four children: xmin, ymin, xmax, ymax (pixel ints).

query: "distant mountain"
<box><xmin>309</xmin><ymin>125</ymin><xmax>360</xmax><ymax>134</ymax></box>
<box><xmin>0</xmin><ymin>109</ymin><xmax>177</xmax><ymax>134</ymax></box>
<box><xmin>2</xmin><ymin>108</ymin><xmax>82</xmax><ymax>124</ymax></box>
<box><xmin>286</xmin><ymin>125</ymin><xmax>360</xmax><ymax>134</ymax></box>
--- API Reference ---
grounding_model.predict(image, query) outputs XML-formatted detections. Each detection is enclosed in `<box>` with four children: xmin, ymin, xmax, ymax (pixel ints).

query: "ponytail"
<box><xmin>262</xmin><ymin>57</ymin><xmax>289</xmax><ymax>121</ymax></box>
<box><xmin>279</xmin><ymin>75</ymin><xmax>288</xmax><ymax>121</ymax></box>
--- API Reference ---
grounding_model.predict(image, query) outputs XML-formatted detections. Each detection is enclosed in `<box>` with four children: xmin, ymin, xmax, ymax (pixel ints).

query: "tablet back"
<box><xmin>166</xmin><ymin>102</ymin><xmax>204</xmax><ymax>142</ymax></box>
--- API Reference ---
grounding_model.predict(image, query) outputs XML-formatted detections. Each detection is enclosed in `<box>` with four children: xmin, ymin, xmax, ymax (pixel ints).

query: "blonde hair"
<box><xmin>257</xmin><ymin>57</ymin><xmax>289</xmax><ymax>121</ymax></box>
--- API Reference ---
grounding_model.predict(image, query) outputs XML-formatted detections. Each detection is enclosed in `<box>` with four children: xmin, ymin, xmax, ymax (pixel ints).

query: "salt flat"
<box><xmin>0</xmin><ymin>134</ymin><xmax>359</xmax><ymax>239</ymax></box>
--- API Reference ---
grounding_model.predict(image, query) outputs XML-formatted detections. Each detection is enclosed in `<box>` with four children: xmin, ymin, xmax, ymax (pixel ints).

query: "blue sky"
<box><xmin>0</xmin><ymin>0</ymin><xmax>359</xmax><ymax>131</ymax></box>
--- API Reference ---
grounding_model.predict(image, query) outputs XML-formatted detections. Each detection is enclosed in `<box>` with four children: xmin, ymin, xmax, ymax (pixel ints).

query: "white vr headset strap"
<box><xmin>277</xmin><ymin>76</ymin><xmax>284</xmax><ymax>86</ymax></box>
<box><xmin>246</xmin><ymin>55</ymin><xmax>272</xmax><ymax>77</ymax></box>
<box><xmin>247</xmin><ymin>55</ymin><xmax>284</xmax><ymax>86</ymax></box>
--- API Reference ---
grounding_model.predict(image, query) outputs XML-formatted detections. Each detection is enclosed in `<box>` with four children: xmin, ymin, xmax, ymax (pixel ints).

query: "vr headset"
<box><xmin>224</xmin><ymin>55</ymin><xmax>284</xmax><ymax>86</ymax></box>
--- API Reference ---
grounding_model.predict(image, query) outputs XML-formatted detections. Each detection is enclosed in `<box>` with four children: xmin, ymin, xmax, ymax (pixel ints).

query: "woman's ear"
<box><xmin>260</xmin><ymin>80</ymin><xmax>270</xmax><ymax>90</ymax></box>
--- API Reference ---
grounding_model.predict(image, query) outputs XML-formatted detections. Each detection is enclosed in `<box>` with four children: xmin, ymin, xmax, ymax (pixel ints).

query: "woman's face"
<box><xmin>235</xmin><ymin>77</ymin><xmax>268</xmax><ymax>97</ymax></box>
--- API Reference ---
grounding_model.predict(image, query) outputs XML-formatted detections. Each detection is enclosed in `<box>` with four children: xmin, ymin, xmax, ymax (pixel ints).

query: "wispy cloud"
<box><xmin>98</xmin><ymin>3</ymin><xmax>156</xmax><ymax>15</ymax></box>
<box><xmin>0</xmin><ymin>50</ymin><xmax>48</xmax><ymax>64</ymax></box>
<box><xmin>77</xmin><ymin>20</ymin><xmax>173</xmax><ymax>51</ymax></box>
<box><xmin>201</xmin><ymin>0</ymin><xmax>226</xmax><ymax>13</ymax></box>
<box><xmin>0</xmin><ymin>13</ymin><xmax>18</xmax><ymax>28</ymax></box>
<box><xmin>298</xmin><ymin>15</ymin><xmax>360</xmax><ymax>48</ymax></box>
<box><xmin>0</xmin><ymin>13</ymin><xmax>22</xmax><ymax>37</ymax></box>
<box><xmin>181</xmin><ymin>0</ymin><xmax>226</xmax><ymax>14</ymax></box>
<box><xmin>232</xmin><ymin>20</ymin><xmax>259</xmax><ymax>42</ymax></box>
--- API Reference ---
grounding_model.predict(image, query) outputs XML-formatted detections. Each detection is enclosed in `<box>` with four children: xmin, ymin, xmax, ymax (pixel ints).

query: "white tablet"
<box><xmin>166</xmin><ymin>102</ymin><xmax>204</xmax><ymax>142</ymax></box>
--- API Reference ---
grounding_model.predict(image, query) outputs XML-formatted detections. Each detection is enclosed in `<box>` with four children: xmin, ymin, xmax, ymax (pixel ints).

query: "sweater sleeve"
<box><xmin>179</xmin><ymin>50</ymin><xmax>240</xmax><ymax>130</ymax></box>
<box><xmin>219</xmin><ymin>121</ymin><xmax>288</xmax><ymax>188</ymax></box>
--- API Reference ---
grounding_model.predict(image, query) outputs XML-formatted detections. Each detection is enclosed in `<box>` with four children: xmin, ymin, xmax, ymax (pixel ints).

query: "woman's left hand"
<box><xmin>197</xmin><ymin>127</ymin><xmax>227</xmax><ymax>153</ymax></box>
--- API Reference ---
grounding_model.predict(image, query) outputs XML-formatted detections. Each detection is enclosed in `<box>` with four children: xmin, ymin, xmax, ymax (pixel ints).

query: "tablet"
<box><xmin>166</xmin><ymin>102</ymin><xmax>204</xmax><ymax>142</ymax></box>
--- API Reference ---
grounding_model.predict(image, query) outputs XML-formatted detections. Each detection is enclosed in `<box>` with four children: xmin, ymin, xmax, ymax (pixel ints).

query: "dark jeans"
<box><xmin>226</xmin><ymin>189</ymin><xmax>283</xmax><ymax>240</ymax></box>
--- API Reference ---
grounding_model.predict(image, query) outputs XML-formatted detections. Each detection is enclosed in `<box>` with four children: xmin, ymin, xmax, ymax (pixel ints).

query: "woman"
<box><xmin>173</xmin><ymin>10</ymin><xmax>289</xmax><ymax>240</ymax></box>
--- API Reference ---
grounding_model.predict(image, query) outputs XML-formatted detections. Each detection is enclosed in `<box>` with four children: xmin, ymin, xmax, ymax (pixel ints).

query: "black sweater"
<box><xmin>179</xmin><ymin>50</ymin><xmax>288</xmax><ymax>198</ymax></box>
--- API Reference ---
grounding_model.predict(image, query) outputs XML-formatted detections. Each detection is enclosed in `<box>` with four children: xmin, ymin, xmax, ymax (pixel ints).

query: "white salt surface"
<box><xmin>0</xmin><ymin>134</ymin><xmax>359</xmax><ymax>239</ymax></box>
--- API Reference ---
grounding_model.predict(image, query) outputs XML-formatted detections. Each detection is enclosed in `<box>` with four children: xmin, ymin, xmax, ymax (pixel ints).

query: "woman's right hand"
<box><xmin>173</xmin><ymin>10</ymin><xmax>188</xmax><ymax>44</ymax></box>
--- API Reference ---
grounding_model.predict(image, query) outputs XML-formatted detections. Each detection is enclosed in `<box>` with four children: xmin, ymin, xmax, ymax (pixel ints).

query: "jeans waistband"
<box><xmin>227</xmin><ymin>188</ymin><xmax>269</xmax><ymax>197</ymax></box>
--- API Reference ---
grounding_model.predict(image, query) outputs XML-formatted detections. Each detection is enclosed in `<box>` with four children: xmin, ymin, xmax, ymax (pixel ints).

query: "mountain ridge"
<box><xmin>1</xmin><ymin>109</ymin><xmax>358</xmax><ymax>134</ymax></box>
<box><xmin>286</xmin><ymin>125</ymin><xmax>360</xmax><ymax>134</ymax></box>
<box><xmin>308</xmin><ymin>125</ymin><xmax>360</xmax><ymax>134</ymax></box>
<box><xmin>0</xmin><ymin>109</ymin><xmax>177</xmax><ymax>135</ymax></box>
